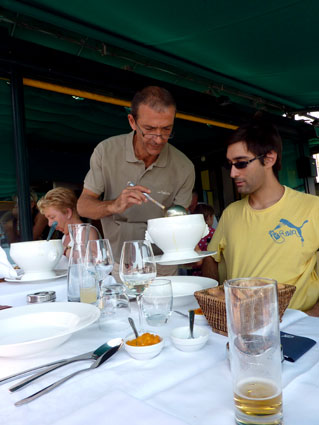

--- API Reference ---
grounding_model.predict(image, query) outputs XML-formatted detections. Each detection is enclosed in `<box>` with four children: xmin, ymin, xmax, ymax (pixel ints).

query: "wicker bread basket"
<box><xmin>194</xmin><ymin>283</ymin><xmax>296</xmax><ymax>336</ymax></box>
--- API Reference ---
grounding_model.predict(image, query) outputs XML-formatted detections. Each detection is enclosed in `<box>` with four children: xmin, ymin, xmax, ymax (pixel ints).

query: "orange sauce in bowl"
<box><xmin>126</xmin><ymin>333</ymin><xmax>161</xmax><ymax>347</ymax></box>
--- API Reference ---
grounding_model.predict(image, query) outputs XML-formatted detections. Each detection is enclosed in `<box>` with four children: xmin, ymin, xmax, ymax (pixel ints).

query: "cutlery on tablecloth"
<box><xmin>14</xmin><ymin>340</ymin><xmax>123</xmax><ymax>406</ymax></box>
<box><xmin>9</xmin><ymin>339</ymin><xmax>122</xmax><ymax>392</ymax></box>
<box><xmin>0</xmin><ymin>339</ymin><xmax>120</xmax><ymax>387</ymax></box>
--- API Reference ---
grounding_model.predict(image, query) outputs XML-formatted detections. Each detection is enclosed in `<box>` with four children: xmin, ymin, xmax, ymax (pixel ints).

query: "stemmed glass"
<box><xmin>119</xmin><ymin>240</ymin><xmax>157</xmax><ymax>329</ymax></box>
<box><xmin>84</xmin><ymin>239</ymin><xmax>114</xmax><ymax>306</ymax></box>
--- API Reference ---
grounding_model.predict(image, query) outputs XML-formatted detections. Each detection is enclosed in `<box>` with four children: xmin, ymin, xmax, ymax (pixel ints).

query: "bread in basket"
<box><xmin>194</xmin><ymin>283</ymin><xmax>296</xmax><ymax>336</ymax></box>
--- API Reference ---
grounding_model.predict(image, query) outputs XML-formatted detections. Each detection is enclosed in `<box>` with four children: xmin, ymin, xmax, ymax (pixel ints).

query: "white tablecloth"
<box><xmin>1</xmin><ymin>277</ymin><xmax>319</xmax><ymax>425</ymax></box>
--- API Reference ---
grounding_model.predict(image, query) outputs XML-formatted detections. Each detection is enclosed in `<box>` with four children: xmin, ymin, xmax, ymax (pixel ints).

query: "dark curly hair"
<box><xmin>227</xmin><ymin>117</ymin><xmax>282</xmax><ymax>179</ymax></box>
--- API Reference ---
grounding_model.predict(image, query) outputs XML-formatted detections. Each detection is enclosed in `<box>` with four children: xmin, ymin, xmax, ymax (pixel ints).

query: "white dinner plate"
<box><xmin>0</xmin><ymin>302</ymin><xmax>100</xmax><ymax>357</ymax></box>
<box><xmin>154</xmin><ymin>251</ymin><xmax>216</xmax><ymax>266</ymax></box>
<box><xmin>5</xmin><ymin>269</ymin><xmax>67</xmax><ymax>283</ymax></box>
<box><xmin>157</xmin><ymin>276</ymin><xmax>218</xmax><ymax>307</ymax></box>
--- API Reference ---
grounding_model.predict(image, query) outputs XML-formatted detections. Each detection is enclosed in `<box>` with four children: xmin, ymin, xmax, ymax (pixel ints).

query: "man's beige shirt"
<box><xmin>84</xmin><ymin>131</ymin><xmax>195</xmax><ymax>262</ymax></box>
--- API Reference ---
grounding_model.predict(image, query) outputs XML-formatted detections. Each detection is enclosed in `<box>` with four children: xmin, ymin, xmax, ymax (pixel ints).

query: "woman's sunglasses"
<box><xmin>224</xmin><ymin>155</ymin><xmax>264</xmax><ymax>170</ymax></box>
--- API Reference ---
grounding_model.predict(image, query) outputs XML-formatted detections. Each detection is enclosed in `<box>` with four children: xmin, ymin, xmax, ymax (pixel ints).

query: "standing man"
<box><xmin>77</xmin><ymin>86</ymin><xmax>195</xmax><ymax>279</ymax></box>
<box><xmin>202</xmin><ymin>119</ymin><xmax>319</xmax><ymax>312</ymax></box>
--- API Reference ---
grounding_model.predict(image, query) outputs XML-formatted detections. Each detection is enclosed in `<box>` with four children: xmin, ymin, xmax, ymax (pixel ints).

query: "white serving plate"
<box><xmin>0</xmin><ymin>302</ymin><xmax>100</xmax><ymax>357</ymax></box>
<box><xmin>154</xmin><ymin>251</ymin><xmax>216</xmax><ymax>266</ymax></box>
<box><xmin>157</xmin><ymin>276</ymin><xmax>218</xmax><ymax>307</ymax></box>
<box><xmin>5</xmin><ymin>269</ymin><xmax>67</xmax><ymax>283</ymax></box>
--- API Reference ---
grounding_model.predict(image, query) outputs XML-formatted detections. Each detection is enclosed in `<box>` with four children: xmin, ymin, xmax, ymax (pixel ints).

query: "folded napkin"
<box><xmin>0</xmin><ymin>247</ymin><xmax>17</xmax><ymax>279</ymax></box>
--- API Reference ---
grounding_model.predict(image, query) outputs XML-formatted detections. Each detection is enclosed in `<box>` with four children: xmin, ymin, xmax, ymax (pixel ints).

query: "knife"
<box><xmin>0</xmin><ymin>343</ymin><xmax>110</xmax><ymax>386</ymax></box>
<box><xmin>9</xmin><ymin>341</ymin><xmax>119</xmax><ymax>392</ymax></box>
<box><xmin>15</xmin><ymin>340</ymin><xmax>123</xmax><ymax>406</ymax></box>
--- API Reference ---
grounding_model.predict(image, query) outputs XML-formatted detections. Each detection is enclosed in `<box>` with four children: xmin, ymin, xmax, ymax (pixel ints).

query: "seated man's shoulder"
<box><xmin>287</xmin><ymin>187</ymin><xmax>319</xmax><ymax>206</ymax></box>
<box><xmin>224</xmin><ymin>198</ymin><xmax>246</xmax><ymax>213</ymax></box>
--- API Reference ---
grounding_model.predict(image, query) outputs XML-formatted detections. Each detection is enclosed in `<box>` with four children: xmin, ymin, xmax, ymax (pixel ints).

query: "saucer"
<box><xmin>5</xmin><ymin>270</ymin><xmax>67</xmax><ymax>284</ymax></box>
<box><xmin>154</xmin><ymin>251</ymin><xmax>216</xmax><ymax>266</ymax></box>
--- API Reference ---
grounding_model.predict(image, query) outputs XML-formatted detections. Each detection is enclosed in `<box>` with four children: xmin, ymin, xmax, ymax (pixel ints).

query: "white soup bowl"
<box><xmin>10</xmin><ymin>239</ymin><xmax>63</xmax><ymax>280</ymax></box>
<box><xmin>146</xmin><ymin>214</ymin><xmax>208</xmax><ymax>259</ymax></box>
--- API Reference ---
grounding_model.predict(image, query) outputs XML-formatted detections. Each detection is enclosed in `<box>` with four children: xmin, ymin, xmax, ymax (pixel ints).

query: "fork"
<box><xmin>15</xmin><ymin>341</ymin><xmax>123</xmax><ymax>406</ymax></box>
<box><xmin>1</xmin><ymin>341</ymin><xmax>116</xmax><ymax>389</ymax></box>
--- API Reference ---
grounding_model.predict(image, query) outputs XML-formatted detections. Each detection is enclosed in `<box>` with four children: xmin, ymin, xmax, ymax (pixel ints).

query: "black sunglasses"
<box><xmin>224</xmin><ymin>155</ymin><xmax>265</xmax><ymax>170</ymax></box>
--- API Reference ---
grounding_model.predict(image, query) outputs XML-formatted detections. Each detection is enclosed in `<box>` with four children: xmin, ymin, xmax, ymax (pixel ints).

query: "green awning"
<box><xmin>1</xmin><ymin>0</ymin><xmax>319</xmax><ymax>113</ymax></box>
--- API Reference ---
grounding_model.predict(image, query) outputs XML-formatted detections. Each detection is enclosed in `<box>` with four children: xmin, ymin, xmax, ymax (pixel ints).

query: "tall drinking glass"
<box><xmin>224</xmin><ymin>277</ymin><xmax>283</xmax><ymax>425</ymax></box>
<box><xmin>119</xmin><ymin>240</ymin><xmax>157</xmax><ymax>329</ymax></box>
<box><xmin>84</xmin><ymin>239</ymin><xmax>114</xmax><ymax>306</ymax></box>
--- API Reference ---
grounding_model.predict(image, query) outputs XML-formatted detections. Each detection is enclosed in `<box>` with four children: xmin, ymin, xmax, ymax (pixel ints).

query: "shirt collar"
<box><xmin>125</xmin><ymin>131</ymin><xmax>169</xmax><ymax>168</ymax></box>
<box><xmin>125</xmin><ymin>131</ymin><xmax>138</xmax><ymax>162</ymax></box>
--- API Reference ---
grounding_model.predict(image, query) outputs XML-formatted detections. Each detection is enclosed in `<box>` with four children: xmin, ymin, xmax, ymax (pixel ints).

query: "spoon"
<box><xmin>15</xmin><ymin>340</ymin><xmax>123</xmax><ymax>406</ymax></box>
<box><xmin>127</xmin><ymin>182</ymin><xmax>187</xmax><ymax>217</ymax></box>
<box><xmin>188</xmin><ymin>310</ymin><xmax>195</xmax><ymax>339</ymax></box>
<box><xmin>174</xmin><ymin>310</ymin><xmax>188</xmax><ymax>318</ymax></box>
<box><xmin>46</xmin><ymin>221</ymin><xmax>58</xmax><ymax>242</ymax></box>
<box><xmin>128</xmin><ymin>317</ymin><xmax>139</xmax><ymax>341</ymax></box>
<box><xmin>7</xmin><ymin>338</ymin><xmax>123</xmax><ymax>391</ymax></box>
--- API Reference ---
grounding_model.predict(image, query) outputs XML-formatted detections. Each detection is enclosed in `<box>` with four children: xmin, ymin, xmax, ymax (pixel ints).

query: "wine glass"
<box><xmin>84</xmin><ymin>239</ymin><xmax>114</xmax><ymax>306</ymax></box>
<box><xmin>119</xmin><ymin>240</ymin><xmax>157</xmax><ymax>329</ymax></box>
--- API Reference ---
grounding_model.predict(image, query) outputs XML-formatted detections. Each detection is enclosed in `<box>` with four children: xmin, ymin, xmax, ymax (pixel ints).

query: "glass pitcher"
<box><xmin>67</xmin><ymin>223</ymin><xmax>101</xmax><ymax>302</ymax></box>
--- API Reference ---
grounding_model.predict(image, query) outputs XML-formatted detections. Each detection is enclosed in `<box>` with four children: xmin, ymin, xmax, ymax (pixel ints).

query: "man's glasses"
<box><xmin>135</xmin><ymin>122</ymin><xmax>174</xmax><ymax>140</ymax></box>
<box><xmin>224</xmin><ymin>155</ymin><xmax>265</xmax><ymax>170</ymax></box>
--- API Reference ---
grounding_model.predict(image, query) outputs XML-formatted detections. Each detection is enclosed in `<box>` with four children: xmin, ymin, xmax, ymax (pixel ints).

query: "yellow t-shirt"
<box><xmin>208</xmin><ymin>186</ymin><xmax>319</xmax><ymax>311</ymax></box>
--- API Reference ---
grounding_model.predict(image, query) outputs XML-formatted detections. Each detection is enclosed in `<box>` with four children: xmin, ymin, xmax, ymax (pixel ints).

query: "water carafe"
<box><xmin>67</xmin><ymin>223</ymin><xmax>101</xmax><ymax>302</ymax></box>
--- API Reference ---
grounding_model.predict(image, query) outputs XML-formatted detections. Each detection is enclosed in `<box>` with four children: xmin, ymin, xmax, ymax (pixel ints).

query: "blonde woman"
<box><xmin>38</xmin><ymin>187</ymin><xmax>83</xmax><ymax>258</ymax></box>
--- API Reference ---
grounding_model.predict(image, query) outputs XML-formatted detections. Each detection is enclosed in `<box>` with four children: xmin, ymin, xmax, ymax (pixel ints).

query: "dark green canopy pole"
<box><xmin>11</xmin><ymin>71</ymin><xmax>32</xmax><ymax>241</ymax></box>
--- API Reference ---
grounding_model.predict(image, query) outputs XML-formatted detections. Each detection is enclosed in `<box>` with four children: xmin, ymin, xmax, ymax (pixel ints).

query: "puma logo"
<box><xmin>269</xmin><ymin>219</ymin><xmax>308</xmax><ymax>245</ymax></box>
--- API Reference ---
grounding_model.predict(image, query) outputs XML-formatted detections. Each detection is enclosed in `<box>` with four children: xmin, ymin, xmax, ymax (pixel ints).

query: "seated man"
<box><xmin>202</xmin><ymin>118</ymin><xmax>319</xmax><ymax>312</ymax></box>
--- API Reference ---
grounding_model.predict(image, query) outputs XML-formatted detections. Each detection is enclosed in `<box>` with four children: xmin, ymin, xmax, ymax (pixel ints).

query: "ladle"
<box><xmin>46</xmin><ymin>221</ymin><xmax>58</xmax><ymax>242</ymax></box>
<box><xmin>127</xmin><ymin>182</ymin><xmax>187</xmax><ymax>217</ymax></box>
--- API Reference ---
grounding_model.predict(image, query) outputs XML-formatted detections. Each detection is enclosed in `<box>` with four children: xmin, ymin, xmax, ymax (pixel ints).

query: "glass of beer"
<box><xmin>224</xmin><ymin>277</ymin><xmax>283</xmax><ymax>425</ymax></box>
